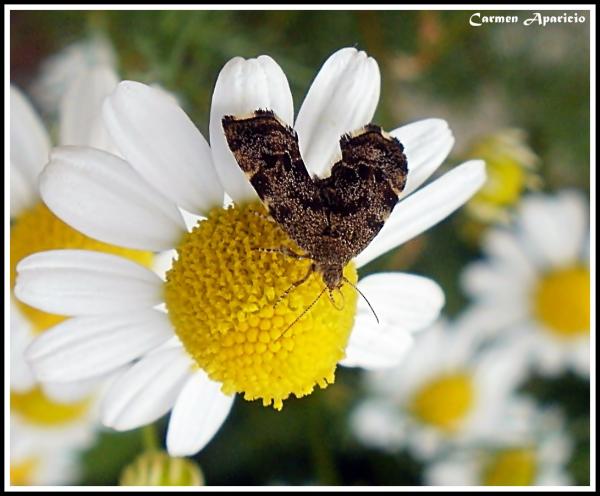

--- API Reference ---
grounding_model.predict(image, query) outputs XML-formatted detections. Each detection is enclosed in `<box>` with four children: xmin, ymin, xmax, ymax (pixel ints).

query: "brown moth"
<box><xmin>222</xmin><ymin>109</ymin><xmax>408</xmax><ymax>290</ymax></box>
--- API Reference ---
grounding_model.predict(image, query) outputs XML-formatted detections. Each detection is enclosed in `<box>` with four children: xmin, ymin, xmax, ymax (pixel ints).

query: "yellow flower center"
<box><xmin>165</xmin><ymin>202</ymin><xmax>358</xmax><ymax>410</ymax></box>
<box><xmin>10</xmin><ymin>457</ymin><xmax>39</xmax><ymax>486</ymax></box>
<box><xmin>466</xmin><ymin>131</ymin><xmax>540</xmax><ymax>224</ymax></box>
<box><xmin>409</xmin><ymin>372</ymin><xmax>474</xmax><ymax>431</ymax></box>
<box><xmin>533</xmin><ymin>266</ymin><xmax>590</xmax><ymax>338</ymax></box>
<box><xmin>482</xmin><ymin>448</ymin><xmax>537</xmax><ymax>486</ymax></box>
<box><xmin>10</xmin><ymin>202</ymin><xmax>153</xmax><ymax>333</ymax></box>
<box><xmin>11</xmin><ymin>386</ymin><xmax>91</xmax><ymax>426</ymax></box>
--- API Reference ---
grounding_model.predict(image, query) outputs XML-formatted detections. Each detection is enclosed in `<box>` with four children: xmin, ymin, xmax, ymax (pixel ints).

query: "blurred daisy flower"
<box><xmin>465</xmin><ymin>128</ymin><xmax>540</xmax><ymax>224</ymax></box>
<box><xmin>425</xmin><ymin>403</ymin><xmax>573</xmax><ymax>486</ymax></box>
<box><xmin>29</xmin><ymin>35</ymin><xmax>116</xmax><ymax>117</ymax></box>
<box><xmin>10</xmin><ymin>61</ymin><xmax>154</xmax><ymax>484</ymax></box>
<box><xmin>17</xmin><ymin>47</ymin><xmax>485</xmax><ymax>456</ymax></box>
<box><xmin>461</xmin><ymin>190</ymin><xmax>590</xmax><ymax>378</ymax></box>
<box><xmin>349</xmin><ymin>319</ymin><xmax>531</xmax><ymax>459</ymax></box>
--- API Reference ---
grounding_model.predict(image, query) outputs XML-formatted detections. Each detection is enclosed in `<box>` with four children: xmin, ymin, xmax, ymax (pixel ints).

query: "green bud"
<box><xmin>120</xmin><ymin>451</ymin><xmax>204</xmax><ymax>486</ymax></box>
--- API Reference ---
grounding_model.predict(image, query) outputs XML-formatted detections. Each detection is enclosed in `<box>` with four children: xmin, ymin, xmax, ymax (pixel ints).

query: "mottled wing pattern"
<box><xmin>222</xmin><ymin>112</ymin><xmax>408</xmax><ymax>269</ymax></box>
<box><xmin>221</xmin><ymin>110</ymin><xmax>328</xmax><ymax>253</ymax></box>
<box><xmin>313</xmin><ymin>125</ymin><xmax>408</xmax><ymax>264</ymax></box>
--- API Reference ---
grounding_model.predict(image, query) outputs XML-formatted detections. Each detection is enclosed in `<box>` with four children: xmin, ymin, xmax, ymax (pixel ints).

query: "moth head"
<box><xmin>319</xmin><ymin>263</ymin><xmax>344</xmax><ymax>290</ymax></box>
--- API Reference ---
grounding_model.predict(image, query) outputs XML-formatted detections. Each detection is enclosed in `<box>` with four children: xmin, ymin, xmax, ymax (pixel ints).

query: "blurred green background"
<box><xmin>10</xmin><ymin>9</ymin><xmax>590</xmax><ymax>486</ymax></box>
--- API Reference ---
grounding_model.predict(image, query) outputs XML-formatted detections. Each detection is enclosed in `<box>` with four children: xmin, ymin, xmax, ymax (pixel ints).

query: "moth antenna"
<box><xmin>342</xmin><ymin>276</ymin><xmax>379</xmax><ymax>324</ymax></box>
<box><xmin>272</xmin><ymin>264</ymin><xmax>315</xmax><ymax>308</ymax></box>
<box><xmin>275</xmin><ymin>285</ymin><xmax>328</xmax><ymax>342</ymax></box>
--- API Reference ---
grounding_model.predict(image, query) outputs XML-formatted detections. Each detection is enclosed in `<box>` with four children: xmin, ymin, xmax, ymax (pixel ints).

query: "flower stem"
<box><xmin>142</xmin><ymin>424</ymin><xmax>160</xmax><ymax>452</ymax></box>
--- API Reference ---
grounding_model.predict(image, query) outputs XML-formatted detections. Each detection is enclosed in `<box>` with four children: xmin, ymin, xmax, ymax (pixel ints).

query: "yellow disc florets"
<box><xmin>409</xmin><ymin>372</ymin><xmax>475</xmax><ymax>432</ymax></box>
<box><xmin>165</xmin><ymin>202</ymin><xmax>358</xmax><ymax>410</ymax></box>
<box><xmin>10</xmin><ymin>202</ymin><xmax>153</xmax><ymax>333</ymax></box>
<box><xmin>533</xmin><ymin>265</ymin><xmax>590</xmax><ymax>338</ymax></box>
<box><xmin>11</xmin><ymin>386</ymin><xmax>91</xmax><ymax>426</ymax></box>
<box><xmin>482</xmin><ymin>448</ymin><xmax>537</xmax><ymax>486</ymax></box>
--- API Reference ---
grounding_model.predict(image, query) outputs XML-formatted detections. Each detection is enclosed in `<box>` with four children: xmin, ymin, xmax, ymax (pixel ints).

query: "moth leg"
<box><xmin>252</xmin><ymin>247</ymin><xmax>311</xmax><ymax>260</ymax></box>
<box><xmin>273</xmin><ymin>263</ymin><xmax>315</xmax><ymax>308</ymax></box>
<box><xmin>250</xmin><ymin>210</ymin><xmax>276</xmax><ymax>223</ymax></box>
<box><xmin>327</xmin><ymin>288</ymin><xmax>345</xmax><ymax>311</ymax></box>
<box><xmin>275</xmin><ymin>285</ymin><xmax>328</xmax><ymax>342</ymax></box>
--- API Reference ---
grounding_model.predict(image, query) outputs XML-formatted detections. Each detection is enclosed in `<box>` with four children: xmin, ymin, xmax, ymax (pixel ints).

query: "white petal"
<box><xmin>482</xmin><ymin>228</ymin><xmax>536</xmax><ymax>280</ymax></box>
<box><xmin>104</xmin><ymin>81</ymin><xmax>224</xmax><ymax>214</ymax></box>
<box><xmin>518</xmin><ymin>191</ymin><xmax>588</xmax><ymax>268</ymax></box>
<box><xmin>166</xmin><ymin>370</ymin><xmax>234</xmax><ymax>456</ymax></box>
<box><xmin>340</xmin><ymin>317</ymin><xmax>414</xmax><ymax>369</ymax></box>
<box><xmin>10</xmin><ymin>161</ymin><xmax>36</xmax><ymax>217</ymax></box>
<box><xmin>341</xmin><ymin>273</ymin><xmax>444</xmax><ymax>369</ymax></box>
<box><xmin>356</xmin><ymin>160</ymin><xmax>486</xmax><ymax>267</ymax></box>
<box><xmin>59</xmin><ymin>65</ymin><xmax>119</xmax><ymax>151</ymax></box>
<box><xmin>15</xmin><ymin>249</ymin><xmax>164</xmax><ymax>316</ymax></box>
<box><xmin>390</xmin><ymin>119</ymin><xmax>455</xmax><ymax>198</ymax></box>
<box><xmin>102</xmin><ymin>346</ymin><xmax>193</xmax><ymax>431</ymax></box>
<box><xmin>10</xmin><ymin>302</ymin><xmax>36</xmax><ymax>392</ymax></box>
<box><xmin>209</xmin><ymin>55</ymin><xmax>294</xmax><ymax>203</ymax></box>
<box><xmin>554</xmin><ymin>190</ymin><xmax>588</xmax><ymax>264</ymax></box>
<box><xmin>10</xmin><ymin>86</ymin><xmax>51</xmax><ymax>191</ymax></box>
<box><xmin>40</xmin><ymin>146</ymin><xmax>186</xmax><ymax>251</ymax></box>
<box><xmin>25</xmin><ymin>310</ymin><xmax>173</xmax><ymax>382</ymax></box>
<box><xmin>357</xmin><ymin>273</ymin><xmax>445</xmax><ymax>332</ymax></box>
<box><xmin>461</xmin><ymin>260</ymin><xmax>528</xmax><ymax>301</ymax></box>
<box><xmin>295</xmin><ymin>48</ymin><xmax>380</xmax><ymax>177</ymax></box>
<box><xmin>41</xmin><ymin>376</ymin><xmax>103</xmax><ymax>403</ymax></box>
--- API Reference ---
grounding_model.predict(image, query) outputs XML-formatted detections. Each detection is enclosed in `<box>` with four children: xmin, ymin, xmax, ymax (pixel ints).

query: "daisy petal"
<box><xmin>391</xmin><ymin>119</ymin><xmax>455</xmax><ymax>198</ymax></box>
<box><xmin>341</xmin><ymin>273</ymin><xmax>444</xmax><ymax>369</ymax></box>
<box><xmin>59</xmin><ymin>65</ymin><xmax>119</xmax><ymax>151</ymax></box>
<box><xmin>166</xmin><ymin>370</ymin><xmax>234</xmax><ymax>456</ymax></box>
<box><xmin>102</xmin><ymin>346</ymin><xmax>192</xmax><ymax>431</ymax></box>
<box><xmin>357</xmin><ymin>273</ymin><xmax>445</xmax><ymax>331</ymax></box>
<box><xmin>25</xmin><ymin>310</ymin><xmax>173</xmax><ymax>383</ymax></box>
<box><xmin>356</xmin><ymin>160</ymin><xmax>486</xmax><ymax>267</ymax></box>
<box><xmin>10</xmin><ymin>161</ymin><xmax>36</xmax><ymax>218</ymax></box>
<box><xmin>41</xmin><ymin>376</ymin><xmax>104</xmax><ymax>403</ymax></box>
<box><xmin>40</xmin><ymin>146</ymin><xmax>186</xmax><ymax>251</ymax></box>
<box><xmin>10</xmin><ymin>86</ymin><xmax>51</xmax><ymax>193</ymax></box>
<box><xmin>15</xmin><ymin>249</ymin><xmax>164</xmax><ymax>316</ymax></box>
<box><xmin>210</xmin><ymin>55</ymin><xmax>294</xmax><ymax>203</ymax></box>
<box><xmin>104</xmin><ymin>81</ymin><xmax>224</xmax><ymax>214</ymax></box>
<box><xmin>10</xmin><ymin>302</ymin><xmax>36</xmax><ymax>392</ymax></box>
<box><xmin>295</xmin><ymin>47</ymin><xmax>380</xmax><ymax>177</ymax></box>
<box><xmin>340</xmin><ymin>316</ymin><xmax>414</xmax><ymax>369</ymax></box>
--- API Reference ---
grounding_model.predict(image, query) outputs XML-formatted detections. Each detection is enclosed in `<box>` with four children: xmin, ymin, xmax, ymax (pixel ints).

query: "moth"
<box><xmin>222</xmin><ymin>110</ymin><xmax>408</xmax><ymax>325</ymax></box>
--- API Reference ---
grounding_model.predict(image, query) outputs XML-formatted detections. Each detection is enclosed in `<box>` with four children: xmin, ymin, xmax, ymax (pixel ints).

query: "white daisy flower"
<box><xmin>29</xmin><ymin>35</ymin><xmax>116</xmax><ymax>116</ymax></box>
<box><xmin>10</xmin><ymin>389</ymin><xmax>98</xmax><ymax>486</ymax></box>
<box><xmin>10</xmin><ymin>73</ymin><xmax>154</xmax><ymax>399</ymax></box>
<box><xmin>350</xmin><ymin>318</ymin><xmax>531</xmax><ymax>459</ymax></box>
<box><xmin>461</xmin><ymin>190</ymin><xmax>590</xmax><ymax>378</ymax></box>
<box><xmin>425</xmin><ymin>402</ymin><xmax>573</xmax><ymax>486</ymax></box>
<box><xmin>17</xmin><ymin>47</ymin><xmax>485</xmax><ymax>456</ymax></box>
<box><xmin>10</xmin><ymin>68</ymin><xmax>157</xmax><ymax>485</ymax></box>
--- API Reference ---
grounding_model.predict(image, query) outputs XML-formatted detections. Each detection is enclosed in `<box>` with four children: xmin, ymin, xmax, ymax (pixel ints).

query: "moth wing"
<box><xmin>315</xmin><ymin>126</ymin><xmax>408</xmax><ymax>256</ymax></box>
<box><xmin>221</xmin><ymin>110</ymin><xmax>327</xmax><ymax>251</ymax></box>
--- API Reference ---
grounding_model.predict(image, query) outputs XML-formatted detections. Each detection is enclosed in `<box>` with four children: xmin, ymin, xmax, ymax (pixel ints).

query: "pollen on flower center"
<box><xmin>533</xmin><ymin>265</ymin><xmax>590</xmax><ymax>338</ymax></box>
<box><xmin>409</xmin><ymin>372</ymin><xmax>474</xmax><ymax>431</ymax></box>
<box><xmin>11</xmin><ymin>386</ymin><xmax>91</xmax><ymax>426</ymax></box>
<box><xmin>482</xmin><ymin>448</ymin><xmax>537</xmax><ymax>486</ymax></box>
<box><xmin>164</xmin><ymin>202</ymin><xmax>358</xmax><ymax>410</ymax></box>
<box><xmin>10</xmin><ymin>202</ymin><xmax>153</xmax><ymax>333</ymax></box>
